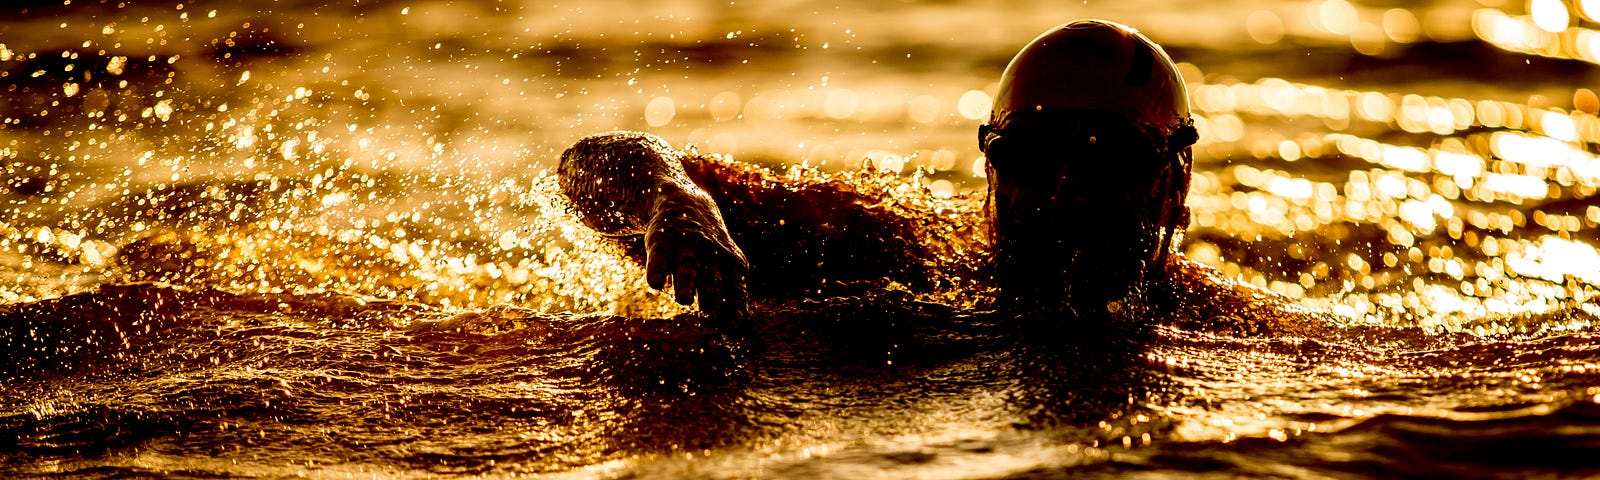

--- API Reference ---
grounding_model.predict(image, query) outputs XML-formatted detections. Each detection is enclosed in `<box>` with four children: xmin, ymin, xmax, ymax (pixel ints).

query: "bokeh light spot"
<box><xmin>957</xmin><ymin>90</ymin><xmax>991</xmax><ymax>121</ymax></box>
<box><xmin>1531</xmin><ymin>0</ymin><xmax>1572</xmax><ymax>33</ymax></box>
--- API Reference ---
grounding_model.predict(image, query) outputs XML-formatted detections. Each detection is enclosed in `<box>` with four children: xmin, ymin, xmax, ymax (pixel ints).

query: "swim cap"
<box><xmin>989</xmin><ymin>19</ymin><xmax>1191</xmax><ymax>137</ymax></box>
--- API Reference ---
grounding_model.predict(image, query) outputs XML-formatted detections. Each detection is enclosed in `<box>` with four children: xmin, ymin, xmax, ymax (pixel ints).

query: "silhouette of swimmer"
<box><xmin>560</xmin><ymin>20</ymin><xmax>1247</xmax><ymax>324</ymax></box>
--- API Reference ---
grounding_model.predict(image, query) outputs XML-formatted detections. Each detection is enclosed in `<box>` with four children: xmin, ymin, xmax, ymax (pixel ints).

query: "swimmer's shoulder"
<box><xmin>678</xmin><ymin>151</ymin><xmax>806</xmax><ymax>192</ymax></box>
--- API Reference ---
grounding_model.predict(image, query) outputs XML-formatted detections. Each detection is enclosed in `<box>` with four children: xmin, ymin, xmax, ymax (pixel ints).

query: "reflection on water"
<box><xmin>1</xmin><ymin>0</ymin><xmax>1598</xmax><ymax>477</ymax></box>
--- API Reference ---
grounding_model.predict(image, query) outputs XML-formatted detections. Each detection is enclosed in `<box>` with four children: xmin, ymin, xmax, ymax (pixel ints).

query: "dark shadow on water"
<box><xmin>1000</xmin><ymin>306</ymin><xmax>1173</xmax><ymax>427</ymax></box>
<box><xmin>754</xmin><ymin>289</ymin><xmax>1174</xmax><ymax>427</ymax></box>
<box><xmin>571</xmin><ymin>313</ymin><xmax>776</xmax><ymax>455</ymax></box>
<box><xmin>397</xmin><ymin>308</ymin><xmax>776</xmax><ymax>473</ymax></box>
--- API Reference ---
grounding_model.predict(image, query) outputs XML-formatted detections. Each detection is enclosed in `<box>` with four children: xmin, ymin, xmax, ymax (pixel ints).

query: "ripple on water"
<box><xmin>0</xmin><ymin>0</ymin><xmax>1598</xmax><ymax>477</ymax></box>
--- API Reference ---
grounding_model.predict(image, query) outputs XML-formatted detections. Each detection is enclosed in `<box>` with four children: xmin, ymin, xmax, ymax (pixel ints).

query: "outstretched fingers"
<box><xmin>641</xmin><ymin>200</ymin><xmax>751</xmax><ymax>323</ymax></box>
<box><xmin>674</xmin><ymin>246</ymin><xmax>700</xmax><ymax>305</ymax></box>
<box><xmin>644</xmin><ymin>233</ymin><xmax>675</xmax><ymax>291</ymax></box>
<box><xmin>718</xmin><ymin>254</ymin><xmax>750</xmax><ymax>322</ymax></box>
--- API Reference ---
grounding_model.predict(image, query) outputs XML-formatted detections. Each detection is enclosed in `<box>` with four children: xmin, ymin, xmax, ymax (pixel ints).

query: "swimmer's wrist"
<box><xmin>649</xmin><ymin>181</ymin><xmax>718</xmax><ymax>217</ymax></box>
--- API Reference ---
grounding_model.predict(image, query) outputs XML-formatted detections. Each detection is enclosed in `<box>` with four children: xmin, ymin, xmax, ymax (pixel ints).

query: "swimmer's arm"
<box><xmin>560</xmin><ymin>131</ymin><xmax>939</xmax><ymax>306</ymax></box>
<box><xmin>677</xmin><ymin>154</ymin><xmax>940</xmax><ymax>298</ymax></box>
<box><xmin>558</xmin><ymin>132</ymin><xmax>749</xmax><ymax>321</ymax></box>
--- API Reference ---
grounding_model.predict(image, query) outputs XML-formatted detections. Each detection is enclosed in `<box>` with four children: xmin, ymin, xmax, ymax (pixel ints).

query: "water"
<box><xmin>3</xmin><ymin>0</ymin><xmax>1600</xmax><ymax>477</ymax></box>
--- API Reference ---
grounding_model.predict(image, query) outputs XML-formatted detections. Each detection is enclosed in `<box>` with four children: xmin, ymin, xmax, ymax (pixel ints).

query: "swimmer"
<box><xmin>559</xmin><ymin>20</ymin><xmax>1266</xmax><ymax>324</ymax></box>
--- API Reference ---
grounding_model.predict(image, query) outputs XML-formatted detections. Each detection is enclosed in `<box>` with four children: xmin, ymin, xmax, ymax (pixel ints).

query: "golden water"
<box><xmin>2</xmin><ymin>0</ymin><xmax>1599</xmax><ymax>477</ymax></box>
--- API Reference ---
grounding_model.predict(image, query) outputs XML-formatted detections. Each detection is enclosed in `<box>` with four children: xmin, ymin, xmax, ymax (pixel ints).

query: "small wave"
<box><xmin>1111</xmin><ymin>398</ymin><xmax>1600</xmax><ymax>478</ymax></box>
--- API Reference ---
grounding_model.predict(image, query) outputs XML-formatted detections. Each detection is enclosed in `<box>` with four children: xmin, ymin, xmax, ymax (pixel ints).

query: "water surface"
<box><xmin>2</xmin><ymin>0</ymin><xmax>1600</xmax><ymax>477</ymax></box>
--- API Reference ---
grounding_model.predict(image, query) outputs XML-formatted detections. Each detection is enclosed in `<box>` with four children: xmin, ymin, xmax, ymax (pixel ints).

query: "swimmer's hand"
<box><xmin>644</xmin><ymin>186</ymin><xmax>750</xmax><ymax>322</ymax></box>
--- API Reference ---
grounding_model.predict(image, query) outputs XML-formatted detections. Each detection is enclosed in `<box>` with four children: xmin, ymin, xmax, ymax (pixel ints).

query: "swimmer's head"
<box><xmin>985</xmin><ymin>19</ymin><xmax>1193</xmax><ymax>140</ymax></box>
<box><xmin>979</xmin><ymin>19</ymin><xmax>1196</xmax><ymax>309</ymax></box>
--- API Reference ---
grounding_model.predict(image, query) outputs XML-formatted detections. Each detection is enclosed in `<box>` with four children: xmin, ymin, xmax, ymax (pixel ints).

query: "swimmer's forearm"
<box><xmin>558</xmin><ymin>132</ymin><xmax>711</xmax><ymax>236</ymax></box>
